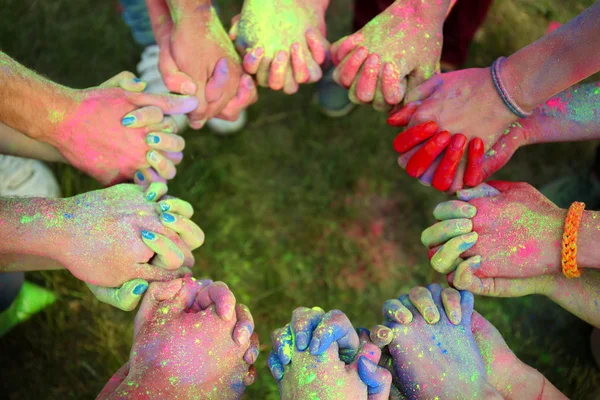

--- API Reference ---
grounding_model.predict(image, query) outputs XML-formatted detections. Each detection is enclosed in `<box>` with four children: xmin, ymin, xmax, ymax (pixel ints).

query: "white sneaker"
<box><xmin>137</xmin><ymin>45</ymin><xmax>247</xmax><ymax>134</ymax></box>
<box><xmin>0</xmin><ymin>155</ymin><xmax>61</xmax><ymax>198</ymax></box>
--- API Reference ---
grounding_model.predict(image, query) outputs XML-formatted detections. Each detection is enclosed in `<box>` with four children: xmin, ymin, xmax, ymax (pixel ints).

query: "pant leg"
<box><xmin>120</xmin><ymin>0</ymin><xmax>156</xmax><ymax>46</ymax></box>
<box><xmin>0</xmin><ymin>272</ymin><xmax>24</xmax><ymax>312</ymax></box>
<box><xmin>441</xmin><ymin>0</ymin><xmax>494</xmax><ymax>67</ymax></box>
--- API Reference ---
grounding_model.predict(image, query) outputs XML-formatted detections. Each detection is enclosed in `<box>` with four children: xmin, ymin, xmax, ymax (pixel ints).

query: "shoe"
<box><xmin>137</xmin><ymin>45</ymin><xmax>247</xmax><ymax>134</ymax></box>
<box><xmin>540</xmin><ymin>146</ymin><xmax>600</xmax><ymax>210</ymax></box>
<box><xmin>0</xmin><ymin>155</ymin><xmax>61</xmax><ymax>198</ymax></box>
<box><xmin>315</xmin><ymin>67</ymin><xmax>356</xmax><ymax>118</ymax></box>
<box><xmin>0</xmin><ymin>281</ymin><xmax>57</xmax><ymax>336</ymax></box>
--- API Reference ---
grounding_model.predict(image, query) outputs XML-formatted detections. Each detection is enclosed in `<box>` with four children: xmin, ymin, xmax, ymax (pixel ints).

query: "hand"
<box><xmin>268</xmin><ymin>308</ymin><xmax>391</xmax><ymax>399</ymax></box>
<box><xmin>373</xmin><ymin>284</ymin><xmax>501</xmax><ymax>399</ymax></box>
<box><xmin>422</xmin><ymin>182</ymin><xmax>565</xmax><ymax>278</ymax></box>
<box><xmin>231</xmin><ymin>0</ymin><xmax>330</xmax><ymax>94</ymax></box>
<box><xmin>148</xmin><ymin>0</ymin><xmax>256</xmax><ymax>127</ymax></box>
<box><xmin>99</xmin><ymin>278</ymin><xmax>258</xmax><ymax>399</ymax></box>
<box><xmin>48</xmin><ymin>182</ymin><xmax>203</xmax><ymax>287</ymax></box>
<box><xmin>331</xmin><ymin>0</ymin><xmax>449</xmax><ymax>111</ymax></box>
<box><xmin>39</xmin><ymin>72</ymin><xmax>196</xmax><ymax>186</ymax></box>
<box><xmin>388</xmin><ymin>68</ymin><xmax>519</xmax><ymax>191</ymax></box>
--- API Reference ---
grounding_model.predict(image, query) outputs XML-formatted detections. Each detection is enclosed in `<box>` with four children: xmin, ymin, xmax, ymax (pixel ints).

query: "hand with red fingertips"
<box><xmin>330</xmin><ymin>0</ymin><xmax>451</xmax><ymax>110</ymax></box>
<box><xmin>405</xmin><ymin>131</ymin><xmax>451</xmax><ymax>178</ymax></box>
<box><xmin>392</xmin><ymin>121</ymin><xmax>438</xmax><ymax>153</ymax></box>
<box><xmin>432</xmin><ymin>134</ymin><xmax>467</xmax><ymax>191</ymax></box>
<box><xmin>387</xmin><ymin>102</ymin><xmax>420</xmax><ymax>127</ymax></box>
<box><xmin>230</xmin><ymin>0</ymin><xmax>330</xmax><ymax>95</ymax></box>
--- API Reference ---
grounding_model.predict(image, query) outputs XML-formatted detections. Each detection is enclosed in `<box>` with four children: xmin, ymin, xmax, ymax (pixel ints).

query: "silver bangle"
<box><xmin>491</xmin><ymin>57</ymin><xmax>533</xmax><ymax>119</ymax></box>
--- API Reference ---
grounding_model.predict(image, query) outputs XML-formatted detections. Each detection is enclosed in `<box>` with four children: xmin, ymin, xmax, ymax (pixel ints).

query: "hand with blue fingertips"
<box><xmin>97</xmin><ymin>278</ymin><xmax>259</xmax><ymax>400</ymax></box>
<box><xmin>375</xmin><ymin>284</ymin><xmax>502</xmax><ymax>400</ymax></box>
<box><xmin>268</xmin><ymin>307</ymin><xmax>391</xmax><ymax>399</ymax></box>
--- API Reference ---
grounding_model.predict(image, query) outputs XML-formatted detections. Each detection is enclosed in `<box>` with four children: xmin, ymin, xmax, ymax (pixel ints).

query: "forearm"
<box><xmin>0</xmin><ymin>122</ymin><xmax>65</xmax><ymax>162</ymax></box>
<box><xmin>544</xmin><ymin>270</ymin><xmax>600</xmax><ymax>328</ymax></box>
<box><xmin>0</xmin><ymin>52</ymin><xmax>72</xmax><ymax>141</ymax></box>
<box><xmin>529</xmin><ymin>83</ymin><xmax>600</xmax><ymax>144</ymax></box>
<box><xmin>0</xmin><ymin>196</ymin><xmax>66</xmax><ymax>264</ymax></box>
<box><xmin>575</xmin><ymin>210</ymin><xmax>600</xmax><ymax>271</ymax></box>
<box><xmin>0</xmin><ymin>254</ymin><xmax>64</xmax><ymax>273</ymax></box>
<box><xmin>502</xmin><ymin>2</ymin><xmax>600</xmax><ymax>112</ymax></box>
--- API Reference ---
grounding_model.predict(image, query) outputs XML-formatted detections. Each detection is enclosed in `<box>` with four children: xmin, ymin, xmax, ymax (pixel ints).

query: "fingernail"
<box><xmin>363</xmin><ymin>357</ymin><xmax>377</xmax><ymax>373</ymax></box>
<box><xmin>278</xmin><ymin>346</ymin><xmax>291</xmax><ymax>364</ymax></box>
<box><xmin>147</xmin><ymin>134</ymin><xmax>160</xmax><ymax>144</ymax></box>
<box><xmin>247</xmin><ymin>347</ymin><xmax>259</xmax><ymax>364</ymax></box>
<box><xmin>146</xmin><ymin>191</ymin><xmax>156</xmax><ymax>201</ymax></box>
<box><xmin>141</xmin><ymin>230</ymin><xmax>156</xmax><ymax>240</ymax></box>
<box><xmin>133</xmin><ymin>283</ymin><xmax>148</xmax><ymax>295</ymax></box>
<box><xmin>461</xmin><ymin>204</ymin><xmax>477</xmax><ymax>218</ymax></box>
<box><xmin>162</xmin><ymin>212</ymin><xmax>176</xmax><ymax>223</ymax></box>
<box><xmin>159</xmin><ymin>202</ymin><xmax>170</xmax><ymax>212</ymax></box>
<box><xmin>277</xmin><ymin>51</ymin><xmax>286</xmax><ymax>61</ymax></box>
<box><xmin>181</xmin><ymin>81</ymin><xmax>196</xmax><ymax>95</ymax></box>
<box><xmin>296</xmin><ymin>332</ymin><xmax>309</xmax><ymax>350</ymax></box>
<box><xmin>255</xmin><ymin>47</ymin><xmax>264</xmax><ymax>57</ymax></box>
<box><xmin>133</xmin><ymin>77</ymin><xmax>143</xmax><ymax>83</ymax></box>
<box><xmin>309</xmin><ymin>338</ymin><xmax>320</xmax><ymax>354</ymax></box>
<box><xmin>135</xmin><ymin>171</ymin><xmax>145</xmax><ymax>181</ymax></box>
<box><xmin>458</xmin><ymin>232</ymin><xmax>478</xmax><ymax>251</ymax></box>
<box><xmin>471</xmin><ymin>255</ymin><xmax>482</xmax><ymax>269</ymax></box>
<box><xmin>122</xmin><ymin>115</ymin><xmax>135</xmax><ymax>126</ymax></box>
<box><xmin>238</xmin><ymin>326</ymin><xmax>251</xmax><ymax>346</ymax></box>
<box><xmin>425</xmin><ymin>308</ymin><xmax>438</xmax><ymax>323</ymax></box>
<box><xmin>450</xmin><ymin>312</ymin><xmax>461</xmax><ymax>325</ymax></box>
<box><xmin>273</xmin><ymin>365</ymin><xmax>283</xmax><ymax>381</ymax></box>
<box><xmin>190</xmin><ymin>119</ymin><xmax>206</xmax><ymax>129</ymax></box>
<box><xmin>147</xmin><ymin>150</ymin><xmax>159</xmax><ymax>162</ymax></box>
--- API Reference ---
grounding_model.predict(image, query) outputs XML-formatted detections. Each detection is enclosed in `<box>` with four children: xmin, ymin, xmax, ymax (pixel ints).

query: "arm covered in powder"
<box><xmin>0</xmin><ymin>122</ymin><xmax>65</xmax><ymax>163</ymax></box>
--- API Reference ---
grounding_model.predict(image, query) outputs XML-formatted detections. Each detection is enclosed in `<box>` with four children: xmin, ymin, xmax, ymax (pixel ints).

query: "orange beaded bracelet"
<box><xmin>562</xmin><ymin>202</ymin><xmax>585</xmax><ymax>278</ymax></box>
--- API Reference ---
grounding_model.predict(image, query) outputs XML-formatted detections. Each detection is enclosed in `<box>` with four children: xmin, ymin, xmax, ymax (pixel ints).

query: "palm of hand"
<box><xmin>130</xmin><ymin>305</ymin><xmax>248</xmax><ymax>399</ymax></box>
<box><xmin>237</xmin><ymin>0</ymin><xmax>325</xmax><ymax>54</ymax></box>
<box><xmin>387</xmin><ymin>314</ymin><xmax>486</xmax><ymax>399</ymax></box>
<box><xmin>466</xmin><ymin>188</ymin><xmax>563</xmax><ymax>278</ymax></box>
<box><xmin>279</xmin><ymin>343</ymin><xmax>367</xmax><ymax>400</ymax></box>
<box><xmin>59</xmin><ymin>185</ymin><xmax>164</xmax><ymax>286</ymax></box>
<box><xmin>54</xmin><ymin>89</ymin><xmax>147</xmax><ymax>186</ymax></box>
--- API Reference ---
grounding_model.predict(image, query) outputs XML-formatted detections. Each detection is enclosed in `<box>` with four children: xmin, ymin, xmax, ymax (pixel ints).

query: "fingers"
<box><xmin>144</xmin><ymin>181</ymin><xmax>168</xmax><ymax>202</ymax></box>
<box><xmin>244</xmin><ymin>365</ymin><xmax>258</xmax><ymax>386</ymax></box>
<box><xmin>146</xmin><ymin>150</ymin><xmax>176</xmax><ymax>180</ymax></box>
<box><xmin>464</xmin><ymin>138</ymin><xmax>485</xmax><ymax>187</ymax></box>
<box><xmin>309</xmin><ymin>310</ymin><xmax>359</xmax><ymax>362</ymax></box>
<box><xmin>100</xmin><ymin>71</ymin><xmax>146</xmax><ymax>92</ymax></box>
<box><xmin>267</xmin><ymin>350</ymin><xmax>284</xmax><ymax>381</ymax></box>
<box><xmin>459</xmin><ymin>290</ymin><xmax>475</xmax><ymax>327</ymax></box>
<box><xmin>369</xmin><ymin>325</ymin><xmax>393</xmax><ymax>348</ymax></box>
<box><xmin>194</xmin><ymin>281</ymin><xmax>236</xmax><ymax>320</ymax></box>
<box><xmin>283</xmin><ymin>67</ymin><xmax>299</xmax><ymax>95</ymax></box>
<box><xmin>396</xmin><ymin>294</ymin><xmax>419</xmax><ymax>321</ymax></box>
<box><xmin>432</xmin><ymin>134</ymin><xmax>467</xmax><ymax>192</ymax></box>
<box><xmin>382</xmin><ymin>299</ymin><xmax>413</xmax><ymax>325</ymax></box>
<box><xmin>356</xmin><ymin>53</ymin><xmax>381</xmax><ymax>103</ymax></box>
<box><xmin>430</xmin><ymin>232</ymin><xmax>478</xmax><ymax>273</ymax></box>
<box><xmin>160</xmin><ymin>211</ymin><xmax>205</xmax><ymax>250</ymax></box>
<box><xmin>146</xmin><ymin>115</ymin><xmax>180</xmax><ymax>134</ymax></box>
<box><xmin>233</xmin><ymin>304</ymin><xmax>255</xmax><ymax>347</ymax></box>
<box><xmin>290</xmin><ymin>42</ymin><xmax>310</xmax><ymax>84</ymax></box>
<box><xmin>86</xmin><ymin>278</ymin><xmax>148</xmax><ymax>311</ymax></box>
<box><xmin>406</xmin><ymin>131</ymin><xmax>451</xmax><ymax>178</ymax></box>
<box><xmin>331</xmin><ymin>33</ymin><xmax>364</xmax><ymax>65</ymax></box>
<box><xmin>126</xmin><ymin>92</ymin><xmax>199</xmax><ymax>115</ymax></box>
<box><xmin>335</xmin><ymin>46</ymin><xmax>369</xmax><ymax>88</ymax></box>
<box><xmin>141</xmin><ymin>230</ymin><xmax>185</xmax><ymax>270</ymax></box>
<box><xmin>271</xmin><ymin>324</ymin><xmax>294</xmax><ymax>365</ymax></box>
<box><xmin>97</xmin><ymin>362</ymin><xmax>131</xmax><ymax>398</ymax></box>
<box><xmin>421</xmin><ymin>219</ymin><xmax>473</xmax><ymax>248</ymax></box>
<box><xmin>121</xmin><ymin>106</ymin><xmax>164</xmax><ymax>128</ymax></box>
<box><xmin>244</xmin><ymin>332</ymin><xmax>260</xmax><ymax>365</ymax></box>
<box><xmin>433</xmin><ymin>200</ymin><xmax>477</xmax><ymax>220</ymax></box>
<box><xmin>357</xmin><ymin>356</ymin><xmax>393</xmax><ymax>400</ymax></box>
<box><xmin>456</xmin><ymin>183</ymin><xmax>501</xmax><ymax>201</ymax></box>
<box><xmin>156</xmin><ymin>40</ymin><xmax>197</xmax><ymax>95</ymax></box>
<box><xmin>146</xmin><ymin>132</ymin><xmax>185</xmax><ymax>152</ymax></box>
<box><xmin>291</xmin><ymin>306</ymin><xmax>326</xmax><ymax>351</ymax></box>
<box><xmin>387</xmin><ymin>101</ymin><xmax>420</xmax><ymax>127</ymax></box>
<box><xmin>306</xmin><ymin>28</ymin><xmax>328</xmax><ymax>65</ymax></box>
<box><xmin>156</xmin><ymin>198</ymin><xmax>194</xmax><ymax>218</ymax></box>
<box><xmin>228</xmin><ymin>14</ymin><xmax>240</xmax><ymax>40</ymax></box>
<box><xmin>134</xmin><ymin>279</ymin><xmax>184</xmax><ymax>336</ymax></box>
<box><xmin>404</xmin><ymin>74</ymin><xmax>441</xmax><ymax>103</ymax></box>
<box><xmin>205</xmin><ymin>58</ymin><xmax>230</xmax><ymax>103</ymax></box>
<box><xmin>269</xmin><ymin>50</ymin><xmax>289</xmax><ymax>90</ymax></box>
<box><xmin>408</xmin><ymin>286</ymin><xmax>440</xmax><ymax>324</ymax></box>
<box><xmin>217</xmin><ymin>74</ymin><xmax>258</xmax><ymax>121</ymax></box>
<box><xmin>393</xmin><ymin>121</ymin><xmax>438</xmax><ymax>153</ymax></box>
<box><xmin>441</xmin><ymin>287</ymin><xmax>462</xmax><ymax>325</ymax></box>
<box><xmin>381</xmin><ymin>64</ymin><xmax>405</xmax><ymax>106</ymax></box>
<box><xmin>243</xmin><ymin>47</ymin><xmax>265</xmax><ymax>75</ymax></box>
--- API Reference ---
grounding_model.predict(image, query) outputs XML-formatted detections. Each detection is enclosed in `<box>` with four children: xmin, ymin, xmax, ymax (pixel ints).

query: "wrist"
<box><xmin>574</xmin><ymin>210</ymin><xmax>600</xmax><ymax>270</ymax></box>
<box><xmin>501</xmin><ymin>55</ymin><xmax>541</xmax><ymax>113</ymax></box>
<box><xmin>27</xmin><ymin>83</ymin><xmax>76</xmax><ymax>144</ymax></box>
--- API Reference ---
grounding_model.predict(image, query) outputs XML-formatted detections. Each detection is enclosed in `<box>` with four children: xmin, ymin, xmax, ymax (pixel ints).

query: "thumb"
<box><xmin>125</xmin><ymin>91</ymin><xmax>199</xmax><ymax>115</ymax></box>
<box><xmin>86</xmin><ymin>279</ymin><xmax>148</xmax><ymax>311</ymax></box>
<box><xmin>97</xmin><ymin>362</ymin><xmax>131</xmax><ymax>399</ymax></box>
<box><xmin>156</xmin><ymin>35</ymin><xmax>197</xmax><ymax>95</ymax></box>
<box><xmin>98</xmin><ymin>71</ymin><xmax>147</xmax><ymax>92</ymax></box>
<box><xmin>357</xmin><ymin>356</ymin><xmax>393</xmax><ymax>400</ymax></box>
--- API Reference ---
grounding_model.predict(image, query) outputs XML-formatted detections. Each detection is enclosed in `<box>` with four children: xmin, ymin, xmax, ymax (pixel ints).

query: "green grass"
<box><xmin>1</xmin><ymin>0</ymin><xmax>599</xmax><ymax>398</ymax></box>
